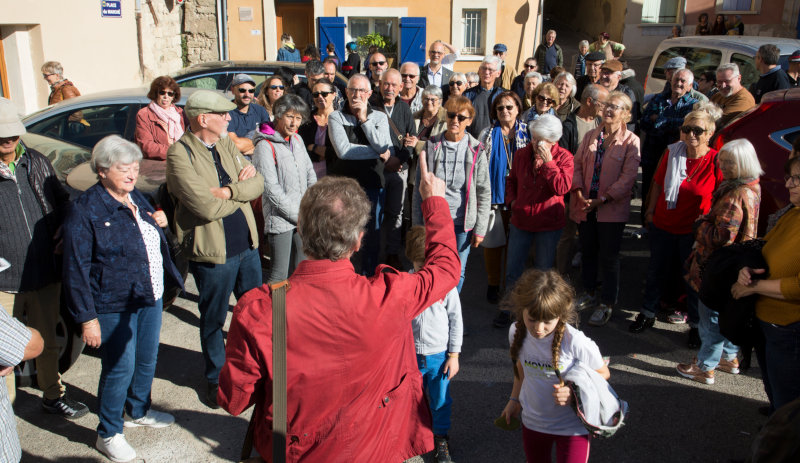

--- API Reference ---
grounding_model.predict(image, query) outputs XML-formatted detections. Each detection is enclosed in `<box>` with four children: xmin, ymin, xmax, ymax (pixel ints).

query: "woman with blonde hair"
<box><xmin>521</xmin><ymin>82</ymin><xmax>559</xmax><ymax>124</ymax></box>
<box><xmin>277</xmin><ymin>33</ymin><xmax>301</xmax><ymax>62</ymax></box>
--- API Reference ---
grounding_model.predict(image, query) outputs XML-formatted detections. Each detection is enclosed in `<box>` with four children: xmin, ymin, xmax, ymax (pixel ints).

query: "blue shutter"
<box><xmin>318</xmin><ymin>17</ymin><xmax>346</xmax><ymax>65</ymax></box>
<box><xmin>400</xmin><ymin>17</ymin><xmax>426</xmax><ymax>66</ymax></box>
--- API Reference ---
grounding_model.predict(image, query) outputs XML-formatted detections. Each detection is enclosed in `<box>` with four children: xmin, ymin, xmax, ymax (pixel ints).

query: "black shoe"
<box><xmin>687</xmin><ymin>327</ymin><xmax>701</xmax><ymax>348</ymax></box>
<box><xmin>42</xmin><ymin>395</ymin><xmax>89</xmax><ymax>419</ymax></box>
<box><xmin>486</xmin><ymin>285</ymin><xmax>500</xmax><ymax>304</ymax></box>
<box><xmin>434</xmin><ymin>435</ymin><xmax>452</xmax><ymax>463</ymax></box>
<box><xmin>206</xmin><ymin>382</ymin><xmax>220</xmax><ymax>409</ymax></box>
<box><xmin>493</xmin><ymin>311</ymin><xmax>512</xmax><ymax>328</ymax></box>
<box><xmin>628</xmin><ymin>313</ymin><xmax>655</xmax><ymax>333</ymax></box>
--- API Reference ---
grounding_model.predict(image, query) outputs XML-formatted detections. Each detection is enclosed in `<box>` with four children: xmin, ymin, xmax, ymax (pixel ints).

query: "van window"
<box><xmin>651</xmin><ymin>47</ymin><xmax>722</xmax><ymax>80</ymax></box>
<box><xmin>731</xmin><ymin>53</ymin><xmax>759</xmax><ymax>89</ymax></box>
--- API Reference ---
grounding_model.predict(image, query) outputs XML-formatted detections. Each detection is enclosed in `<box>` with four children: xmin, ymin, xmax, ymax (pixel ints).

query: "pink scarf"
<box><xmin>148</xmin><ymin>101</ymin><xmax>183</xmax><ymax>142</ymax></box>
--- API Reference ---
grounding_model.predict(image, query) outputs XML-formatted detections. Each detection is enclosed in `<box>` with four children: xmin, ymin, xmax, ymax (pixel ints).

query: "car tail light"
<box><xmin>714</xmin><ymin>101</ymin><xmax>778</xmax><ymax>150</ymax></box>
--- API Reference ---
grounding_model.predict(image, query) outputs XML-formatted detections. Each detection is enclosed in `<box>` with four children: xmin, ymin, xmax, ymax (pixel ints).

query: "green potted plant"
<box><xmin>356</xmin><ymin>32</ymin><xmax>398</xmax><ymax>68</ymax></box>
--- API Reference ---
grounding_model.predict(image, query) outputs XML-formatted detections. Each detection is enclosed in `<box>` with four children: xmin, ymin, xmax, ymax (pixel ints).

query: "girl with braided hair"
<box><xmin>500</xmin><ymin>269</ymin><xmax>610</xmax><ymax>463</ymax></box>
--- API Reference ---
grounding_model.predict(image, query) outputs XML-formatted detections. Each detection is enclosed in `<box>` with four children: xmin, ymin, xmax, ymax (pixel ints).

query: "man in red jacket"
<box><xmin>218</xmin><ymin>154</ymin><xmax>459</xmax><ymax>462</ymax></box>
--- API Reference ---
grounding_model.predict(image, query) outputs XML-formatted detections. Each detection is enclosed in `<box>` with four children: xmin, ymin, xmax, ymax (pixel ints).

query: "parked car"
<box><xmin>712</xmin><ymin>87</ymin><xmax>800</xmax><ymax>235</ymax></box>
<box><xmin>172</xmin><ymin>60</ymin><xmax>349</xmax><ymax>95</ymax></box>
<box><xmin>644</xmin><ymin>36</ymin><xmax>800</xmax><ymax>97</ymax></box>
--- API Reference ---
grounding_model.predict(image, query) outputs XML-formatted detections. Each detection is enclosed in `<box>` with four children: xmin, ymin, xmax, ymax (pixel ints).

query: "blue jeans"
<box><xmin>190</xmin><ymin>247</ymin><xmax>262</xmax><ymax>383</ymax></box>
<box><xmin>757</xmin><ymin>319</ymin><xmax>800</xmax><ymax>411</ymax></box>
<box><xmin>505</xmin><ymin>224</ymin><xmax>562</xmax><ymax>290</ymax></box>
<box><xmin>640</xmin><ymin>225</ymin><xmax>696</xmax><ymax>324</ymax></box>
<box><xmin>578</xmin><ymin>213</ymin><xmax>625</xmax><ymax>306</ymax></box>
<box><xmin>417</xmin><ymin>351</ymin><xmax>452</xmax><ymax>436</ymax></box>
<box><xmin>361</xmin><ymin>188</ymin><xmax>385</xmax><ymax>276</ymax></box>
<box><xmin>96</xmin><ymin>299</ymin><xmax>162</xmax><ymax>438</ymax></box>
<box><xmin>454</xmin><ymin>224</ymin><xmax>472</xmax><ymax>293</ymax></box>
<box><xmin>696</xmin><ymin>298</ymin><xmax>738</xmax><ymax>371</ymax></box>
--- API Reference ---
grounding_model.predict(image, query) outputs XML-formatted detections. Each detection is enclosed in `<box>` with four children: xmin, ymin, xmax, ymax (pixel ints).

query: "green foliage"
<box><xmin>355</xmin><ymin>32</ymin><xmax>397</xmax><ymax>54</ymax></box>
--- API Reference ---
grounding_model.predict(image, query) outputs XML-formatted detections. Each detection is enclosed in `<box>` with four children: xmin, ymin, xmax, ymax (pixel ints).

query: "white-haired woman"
<box><xmin>495</xmin><ymin>114</ymin><xmax>573</xmax><ymax>325</ymax></box>
<box><xmin>554</xmin><ymin>72</ymin><xmax>580</xmax><ymax>121</ymax></box>
<box><xmin>575</xmin><ymin>40</ymin><xmax>590</xmax><ymax>77</ymax></box>
<box><xmin>521</xmin><ymin>72</ymin><xmax>544</xmax><ymax>111</ymax></box>
<box><xmin>414</xmin><ymin>85</ymin><xmax>448</xmax><ymax>151</ymax></box>
<box><xmin>62</xmin><ymin>135</ymin><xmax>183</xmax><ymax>462</ymax></box>
<box><xmin>677</xmin><ymin>139</ymin><xmax>762</xmax><ymax>384</ymax></box>
<box><xmin>571</xmin><ymin>92</ymin><xmax>640</xmax><ymax>327</ymax></box>
<box><xmin>447</xmin><ymin>72</ymin><xmax>469</xmax><ymax>100</ymax></box>
<box><xmin>252</xmin><ymin>94</ymin><xmax>317</xmax><ymax>283</ymax></box>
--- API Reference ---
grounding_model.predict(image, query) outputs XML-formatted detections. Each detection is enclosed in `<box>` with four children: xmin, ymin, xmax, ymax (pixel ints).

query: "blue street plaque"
<box><xmin>101</xmin><ymin>1</ymin><xmax>122</xmax><ymax>18</ymax></box>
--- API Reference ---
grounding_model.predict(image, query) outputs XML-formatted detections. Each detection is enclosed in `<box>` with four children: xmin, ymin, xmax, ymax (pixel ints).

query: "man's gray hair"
<box><xmin>581</xmin><ymin>83</ymin><xmax>606</xmax><ymax>102</ymax></box>
<box><xmin>272</xmin><ymin>93</ymin><xmax>309</xmax><ymax>122</ymax></box>
<box><xmin>305</xmin><ymin>59</ymin><xmax>325</xmax><ymax>76</ymax></box>
<box><xmin>298</xmin><ymin>176</ymin><xmax>371</xmax><ymax>260</ymax></box>
<box><xmin>528</xmin><ymin>114</ymin><xmax>563</xmax><ymax>142</ymax></box>
<box><xmin>466</xmin><ymin>72</ymin><xmax>479</xmax><ymax>83</ymax></box>
<box><xmin>349</xmin><ymin>73</ymin><xmax>371</xmax><ymax>88</ymax></box>
<box><xmin>554</xmin><ymin>72</ymin><xmax>577</xmax><ymax>97</ymax></box>
<box><xmin>450</xmin><ymin>72</ymin><xmax>467</xmax><ymax>83</ymax></box>
<box><xmin>482</xmin><ymin>55</ymin><xmax>502</xmax><ymax>69</ymax></box>
<box><xmin>674</xmin><ymin>68</ymin><xmax>695</xmax><ymax>84</ymax></box>
<box><xmin>578</xmin><ymin>40</ymin><xmax>589</xmax><ymax>48</ymax></box>
<box><xmin>41</xmin><ymin>61</ymin><xmax>63</xmax><ymax>76</ymax></box>
<box><xmin>399</xmin><ymin>62</ymin><xmax>420</xmax><ymax>75</ymax></box>
<box><xmin>717</xmin><ymin>63</ymin><xmax>740</xmax><ymax>77</ymax></box>
<box><xmin>91</xmin><ymin>135</ymin><xmax>143</xmax><ymax>173</ymax></box>
<box><xmin>525</xmin><ymin>72</ymin><xmax>543</xmax><ymax>82</ymax></box>
<box><xmin>422</xmin><ymin>85</ymin><xmax>443</xmax><ymax>100</ymax></box>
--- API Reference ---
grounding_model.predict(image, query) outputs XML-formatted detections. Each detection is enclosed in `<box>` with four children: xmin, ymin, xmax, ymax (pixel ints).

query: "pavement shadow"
<box><xmin>14</xmin><ymin>385</ymin><xmax>98</xmax><ymax>454</ymax></box>
<box><xmin>165</xmin><ymin>301</ymin><xmax>201</xmax><ymax>327</ymax></box>
<box><xmin>153</xmin><ymin>342</ymin><xmax>205</xmax><ymax>390</ymax></box>
<box><xmin>171</xmin><ymin>407</ymin><xmax>251</xmax><ymax>460</ymax></box>
<box><xmin>22</xmin><ymin>452</ymin><xmax>104</xmax><ymax>462</ymax></box>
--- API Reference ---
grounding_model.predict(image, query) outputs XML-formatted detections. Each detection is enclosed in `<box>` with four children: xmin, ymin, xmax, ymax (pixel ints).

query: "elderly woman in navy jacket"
<box><xmin>62</xmin><ymin>135</ymin><xmax>183</xmax><ymax>463</ymax></box>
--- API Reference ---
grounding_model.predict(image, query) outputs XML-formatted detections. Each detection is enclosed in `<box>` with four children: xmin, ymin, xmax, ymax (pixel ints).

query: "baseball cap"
<box><xmin>230</xmin><ymin>73</ymin><xmax>256</xmax><ymax>88</ymax></box>
<box><xmin>0</xmin><ymin>98</ymin><xmax>26</xmax><ymax>138</ymax></box>
<box><xmin>493</xmin><ymin>43</ymin><xmax>508</xmax><ymax>53</ymax></box>
<box><xmin>790</xmin><ymin>50</ymin><xmax>800</xmax><ymax>62</ymax></box>
<box><xmin>664</xmin><ymin>57</ymin><xmax>687</xmax><ymax>70</ymax></box>
<box><xmin>184</xmin><ymin>90</ymin><xmax>237</xmax><ymax>119</ymax></box>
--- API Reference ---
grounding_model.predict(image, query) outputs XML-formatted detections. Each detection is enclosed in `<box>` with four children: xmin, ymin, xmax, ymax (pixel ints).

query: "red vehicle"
<box><xmin>713</xmin><ymin>87</ymin><xmax>800</xmax><ymax>235</ymax></box>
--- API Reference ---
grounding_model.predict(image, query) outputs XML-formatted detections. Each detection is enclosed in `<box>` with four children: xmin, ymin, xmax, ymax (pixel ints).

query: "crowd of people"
<box><xmin>1</xmin><ymin>31</ymin><xmax>800</xmax><ymax>463</ymax></box>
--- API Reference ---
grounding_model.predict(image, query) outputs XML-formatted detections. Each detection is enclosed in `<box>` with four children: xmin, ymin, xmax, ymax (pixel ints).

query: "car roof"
<box><xmin>656</xmin><ymin>36</ymin><xmax>800</xmax><ymax>55</ymax></box>
<box><xmin>173</xmin><ymin>60</ymin><xmax>307</xmax><ymax>77</ymax></box>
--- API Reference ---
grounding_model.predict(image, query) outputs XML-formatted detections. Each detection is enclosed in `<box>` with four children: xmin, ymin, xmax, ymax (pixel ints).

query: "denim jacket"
<box><xmin>63</xmin><ymin>182</ymin><xmax>184</xmax><ymax>323</ymax></box>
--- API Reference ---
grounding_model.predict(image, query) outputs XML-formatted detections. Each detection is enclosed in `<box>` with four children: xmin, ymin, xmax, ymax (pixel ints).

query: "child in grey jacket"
<box><xmin>405</xmin><ymin>226</ymin><xmax>462</xmax><ymax>462</ymax></box>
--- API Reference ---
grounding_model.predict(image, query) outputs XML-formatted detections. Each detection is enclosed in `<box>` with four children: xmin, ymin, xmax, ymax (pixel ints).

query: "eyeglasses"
<box><xmin>680</xmin><ymin>125</ymin><xmax>707</xmax><ymax>136</ymax></box>
<box><xmin>401</xmin><ymin>73</ymin><xmax>418</xmax><ymax>79</ymax></box>
<box><xmin>446</xmin><ymin>112</ymin><xmax>470</xmax><ymax>122</ymax></box>
<box><xmin>238</xmin><ymin>88</ymin><xmax>256</xmax><ymax>94</ymax></box>
<box><xmin>370</xmin><ymin>61</ymin><xmax>386</xmax><ymax>67</ymax></box>
<box><xmin>536</xmin><ymin>95</ymin><xmax>556</xmax><ymax>105</ymax></box>
<box><xmin>42</xmin><ymin>73</ymin><xmax>54</xmax><ymax>78</ymax></box>
<box><xmin>422</xmin><ymin>97</ymin><xmax>440</xmax><ymax>103</ymax></box>
<box><xmin>312</xmin><ymin>91</ymin><xmax>334</xmax><ymax>98</ymax></box>
<box><xmin>269</xmin><ymin>85</ymin><xmax>285</xmax><ymax>90</ymax></box>
<box><xmin>449</xmin><ymin>81</ymin><xmax>464</xmax><ymax>86</ymax></box>
<box><xmin>497</xmin><ymin>105</ymin><xmax>516</xmax><ymax>112</ymax></box>
<box><xmin>604</xmin><ymin>103</ymin><xmax>624</xmax><ymax>112</ymax></box>
<box><xmin>784</xmin><ymin>174</ymin><xmax>800</xmax><ymax>187</ymax></box>
<box><xmin>429</xmin><ymin>50</ymin><xmax>444</xmax><ymax>55</ymax></box>
<box><xmin>347</xmin><ymin>87</ymin><xmax>370</xmax><ymax>94</ymax></box>
<box><xmin>524</xmin><ymin>64</ymin><xmax>537</xmax><ymax>69</ymax></box>
<box><xmin>159</xmin><ymin>90</ymin><xmax>175</xmax><ymax>96</ymax></box>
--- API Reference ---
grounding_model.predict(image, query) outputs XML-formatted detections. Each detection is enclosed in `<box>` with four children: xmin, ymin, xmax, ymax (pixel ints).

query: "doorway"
<box><xmin>276</xmin><ymin>1</ymin><xmax>314</xmax><ymax>56</ymax></box>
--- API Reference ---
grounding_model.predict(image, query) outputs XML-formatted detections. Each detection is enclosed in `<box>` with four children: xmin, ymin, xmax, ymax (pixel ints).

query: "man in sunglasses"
<box><xmin>227</xmin><ymin>74</ymin><xmax>270</xmax><ymax>155</ymax></box>
<box><xmin>464</xmin><ymin>55</ymin><xmax>505</xmax><ymax>138</ymax></box>
<box><xmin>419</xmin><ymin>40</ymin><xmax>455</xmax><ymax>88</ymax></box>
<box><xmin>369</xmin><ymin>53</ymin><xmax>389</xmax><ymax>92</ymax></box>
<box><xmin>510</xmin><ymin>57</ymin><xmax>536</xmax><ymax>100</ymax></box>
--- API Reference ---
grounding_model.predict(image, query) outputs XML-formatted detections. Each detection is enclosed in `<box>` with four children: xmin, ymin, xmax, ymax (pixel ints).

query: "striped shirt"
<box><xmin>0</xmin><ymin>307</ymin><xmax>31</xmax><ymax>463</ymax></box>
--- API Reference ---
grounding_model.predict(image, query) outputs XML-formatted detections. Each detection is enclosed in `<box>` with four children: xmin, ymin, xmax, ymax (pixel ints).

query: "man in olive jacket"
<box><xmin>166</xmin><ymin>90</ymin><xmax>264</xmax><ymax>409</ymax></box>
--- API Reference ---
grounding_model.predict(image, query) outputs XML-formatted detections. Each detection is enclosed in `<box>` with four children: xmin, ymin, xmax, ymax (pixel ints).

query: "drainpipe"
<box><xmin>534</xmin><ymin>0</ymin><xmax>544</xmax><ymax>56</ymax></box>
<box><xmin>217</xmin><ymin>0</ymin><xmax>229</xmax><ymax>60</ymax></box>
<box><xmin>135</xmin><ymin>0</ymin><xmax>145</xmax><ymax>79</ymax></box>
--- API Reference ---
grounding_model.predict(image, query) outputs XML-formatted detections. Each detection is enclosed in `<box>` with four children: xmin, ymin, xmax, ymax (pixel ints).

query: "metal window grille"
<box><xmin>463</xmin><ymin>10</ymin><xmax>484</xmax><ymax>55</ymax></box>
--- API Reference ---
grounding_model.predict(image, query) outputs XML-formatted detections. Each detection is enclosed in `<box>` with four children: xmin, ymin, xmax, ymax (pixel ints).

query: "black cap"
<box><xmin>585</xmin><ymin>52</ymin><xmax>606</xmax><ymax>62</ymax></box>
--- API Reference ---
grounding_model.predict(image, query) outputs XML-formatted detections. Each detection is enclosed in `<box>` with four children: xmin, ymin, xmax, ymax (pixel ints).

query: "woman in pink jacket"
<box><xmin>570</xmin><ymin>91</ymin><xmax>641</xmax><ymax>327</ymax></box>
<box><xmin>134</xmin><ymin>76</ymin><xmax>187</xmax><ymax>160</ymax></box>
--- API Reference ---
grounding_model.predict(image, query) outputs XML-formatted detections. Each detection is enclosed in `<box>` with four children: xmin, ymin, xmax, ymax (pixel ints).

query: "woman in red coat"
<box><xmin>134</xmin><ymin>76</ymin><xmax>187</xmax><ymax>161</ymax></box>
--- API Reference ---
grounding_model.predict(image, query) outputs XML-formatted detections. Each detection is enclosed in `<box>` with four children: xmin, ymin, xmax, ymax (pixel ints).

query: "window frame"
<box><xmin>641</xmin><ymin>0</ymin><xmax>682</xmax><ymax>25</ymax></box>
<box><xmin>716</xmin><ymin>0</ymin><xmax>761</xmax><ymax>15</ymax></box>
<box><xmin>451</xmin><ymin>0</ymin><xmax>497</xmax><ymax>61</ymax></box>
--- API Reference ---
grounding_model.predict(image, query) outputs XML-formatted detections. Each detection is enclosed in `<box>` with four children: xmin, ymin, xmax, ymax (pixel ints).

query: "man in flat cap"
<box><xmin>166</xmin><ymin>90</ymin><xmax>265</xmax><ymax>409</ymax></box>
<box><xmin>574</xmin><ymin>51</ymin><xmax>606</xmax><ymax>103</ymax></box>
<box><xmin>227</xmin><ymin>73</ymin><xmax>270</xmax><ymax>155</ymax></box>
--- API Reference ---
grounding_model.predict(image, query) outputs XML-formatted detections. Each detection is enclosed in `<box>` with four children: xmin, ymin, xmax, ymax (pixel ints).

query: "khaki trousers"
<box><xmin>0</xmin><ymin>292</ymin><xmax>15</xmax><ymax>404</ymax></box>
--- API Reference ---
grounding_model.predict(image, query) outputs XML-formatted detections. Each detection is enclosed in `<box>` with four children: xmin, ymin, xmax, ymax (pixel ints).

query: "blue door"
<box><xmin>400</xmin><ymin>17</ymin><xmax>426</xmax><ymax>66</ymax></box>
<box><xmin>318</xmin><ymin>17</ymin><xmax>346</xmax><ymax>67</ymax></box>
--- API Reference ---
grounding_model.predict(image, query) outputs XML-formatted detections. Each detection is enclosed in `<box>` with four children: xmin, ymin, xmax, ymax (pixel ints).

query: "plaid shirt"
<box><xmin>0</xmin><ymin>308</ymin><xmax>31</xmax><ymax>463</ymax></box>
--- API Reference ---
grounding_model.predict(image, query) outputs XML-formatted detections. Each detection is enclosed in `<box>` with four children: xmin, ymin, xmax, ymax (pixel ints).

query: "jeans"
<box><xmin>454</xmin><ymin>224</ymin><xmax>472</xmax><ymax>293</ymax></box>
<box><xmin>417</xmin><ymin>351</ymin><xmax>452</xmax><ymax>436</ymax></box>
<box><xmin>505</xmin><ymin>224</ymin><xmax>562</xmax><ymax>290</ymax></box>
<box><xmin>578</xmin><ymin>214</ymin><xmax>625</xmax><ymax>306</ymax></box>
<box><xmin>383</xmin><ymin>168</ymin><xmax>408</xmax><ymax>255</ymax></box>
<box><xmin>266</xmin><ymin>229</ymin><xmax>304</xmax><ymax>283</ymax></box>
<box><xmin>361</xmin><ymin>188</ymin><xmax>385</xmax><ymax>276</ymax></box>
<box><xmin>190</xmin><ymin>248</ymin><xmax>262</xmax><ymax>383</ymax></box>
<box><xmin>522</xmin><ymin>426</ymin><xmax>591</xmax><ymax>463</ymax></box>
<box><xmin>696</xmin><ymin>297</ymin><xmax>738</xmax><ymax>372</ymax></box>
<box><xmin>757</xmin><ymin>319</ymin><xmax>800</xmax><ymax>411</ymax></box>
<box><xmin>96</xmin><ymin>299</ymin><xmax>162</xmax><ymax>438</ymax></box>
<box><xmin>640</xmin><ymin>225</ymin><xmax>695</xmax><ymax>324</ymax></box>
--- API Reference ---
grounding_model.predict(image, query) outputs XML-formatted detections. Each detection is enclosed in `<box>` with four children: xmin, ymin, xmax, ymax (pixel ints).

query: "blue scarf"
<box><xmin>488</xmin><ymin>121</ymin><xmax>528</xmax><ymax>204</ymax></box>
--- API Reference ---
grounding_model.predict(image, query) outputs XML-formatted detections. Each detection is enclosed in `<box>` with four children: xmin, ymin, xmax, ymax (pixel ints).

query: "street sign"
<box><xmin>101</xmin><ymin>0</ymin><xmax>122</xmax><ymax>18</ymax></box>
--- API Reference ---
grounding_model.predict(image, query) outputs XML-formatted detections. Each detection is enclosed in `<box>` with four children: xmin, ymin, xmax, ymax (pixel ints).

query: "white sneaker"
<box><xmin>588</xmin><ymin>304</ymin><xmax>613</xmax><ymax>326</ymax></box>
<box><xmin>96</xmin><ymin>433</ymin><xmax>136</xmax><ymax>462</ymax></box>
<box><xmin>123</xmin><ymin>409</ymin><xmax>175</xmax><ymax>428</ymax></box>
<box><xmin>575</xmin><ymin>293</ymin><xmax>597</xmax><ymax>311</ymax></box>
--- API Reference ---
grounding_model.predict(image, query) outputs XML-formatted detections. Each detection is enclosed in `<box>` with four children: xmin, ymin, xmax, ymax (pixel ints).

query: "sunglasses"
<box><xmin>497</xmin><ymin>105</ymin><xmax>516</xmax><ymax>112</ymax></box>
<box><xmin>312</xmin><ymin>91</ymin><xmax>333</xmax><ymax>98</ymax></box>
<box><xmin>537</xmin><ymin>95</ymin><xmax>556</xmax><ymax>105</ymax></box>
<box><xmin>370</xmin><ymin>61</ymin><xmax>387</xmax><ymax>67</ymax></box>
<box><xmin>401</xmin><ymin>74</ymin><xmax>419</xmax><ymax>79</ymax></box>
<box><xmin>269</xmin><ymin>85</ymin><xmax>285</xmax><ymax>90</ymax></box>
<box><xmin>159</xmin><ymin>90</ymin><xmax>175</xmax><ymax>96</ymax></box>
<box><xmin>524</xmin><ymin>64</ymin><xmax>536</xmax><ymax>69</ymax></box>
<box><xmin>446</xmin><ymin>112</ymin><xmax>469</xmax><ymax>122</ymax></box>
<box><xmin>238</xmin><ymin>88</ymin><xmax>256</xmax><ymax>94</ymax></box>
<box><xmin>680</xmin><ymin>125</ymin><xmax>707</xmax><ymax>136</ymax></box>
<box><xmin>42</xmin><ymin>73</ymin><xmax>54</xmax><ymax>78</ymax></box>
<box><xmin>449</xmin><ymin>81</ymin><xmax>464</xmax><ymax>87</ymax></box>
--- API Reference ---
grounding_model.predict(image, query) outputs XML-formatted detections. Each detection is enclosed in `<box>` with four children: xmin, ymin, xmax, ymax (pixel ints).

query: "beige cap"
<box><xmin>184</xmin><ymin>90</ymin><xmax>236</xmax><ymax>119</ymax></box>
<box><xmin>0</xmin><ymin>97</ymin><xmax>26</xmax><ymax>138</ymax></box>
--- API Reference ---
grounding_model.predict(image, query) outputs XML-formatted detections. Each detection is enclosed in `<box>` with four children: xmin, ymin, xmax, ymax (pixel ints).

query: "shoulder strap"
<box><xmin>266</xmin><ymin>139</ymin><xmax>277</xmax><ymax>166</ymax></box>
<box><xmin>270</xmin><ymin>279</ymin><xmax>290</xmax><ymax>463</ymax></box>
<box><xmin>378</xmin><ymin>107</ymin><xmax>405</xmax><ymax>143</ymax></box>
<box><xmin>178</xmin><ymin>139</ymin><xmax>194</xmax><ymax>164</ymax></box>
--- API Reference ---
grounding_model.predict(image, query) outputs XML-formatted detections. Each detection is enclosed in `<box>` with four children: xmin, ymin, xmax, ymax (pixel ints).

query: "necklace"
<box><xmin>685</xmin><ymin>155</ymin><xmax>705</xmax><ymax>182</ymax></box>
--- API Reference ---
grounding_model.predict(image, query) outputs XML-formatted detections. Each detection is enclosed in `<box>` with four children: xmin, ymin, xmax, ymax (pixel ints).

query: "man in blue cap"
<box><xmin>493</xmin><ymin>43</ymin><xmax>518</xmax><ymax>90</ymax></box>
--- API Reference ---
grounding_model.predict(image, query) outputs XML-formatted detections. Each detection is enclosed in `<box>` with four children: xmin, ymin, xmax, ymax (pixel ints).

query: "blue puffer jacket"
<box><xmin>63</xmin><ymin>182</ymin><xmax>184</xmax><ymax>323</ymax></box>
